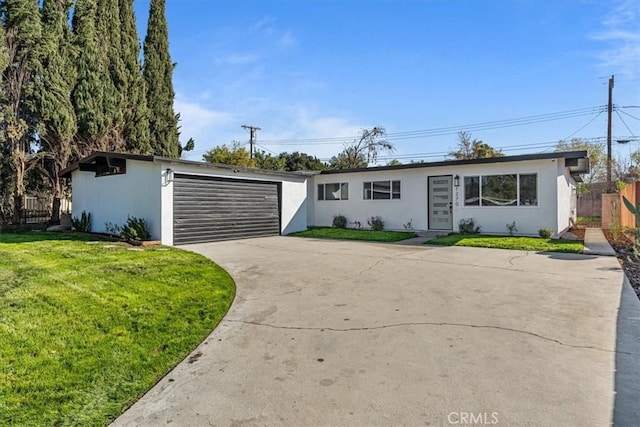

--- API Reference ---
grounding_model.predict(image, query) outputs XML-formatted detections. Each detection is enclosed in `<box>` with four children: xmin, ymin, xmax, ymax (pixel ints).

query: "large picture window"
<box><xmin>318</xmin><ymin>183</ymin><xmax>348</xmax><ymax>201</ymax></box>
<box><xmin>463</xmin><ymin>174</ymin><xmax>537</xmax><ymax>207</ymax></box>
<box><xmin>363</xmin><ymin>180</ymin><xmax>401</xmax><ymax>200</ymax></box>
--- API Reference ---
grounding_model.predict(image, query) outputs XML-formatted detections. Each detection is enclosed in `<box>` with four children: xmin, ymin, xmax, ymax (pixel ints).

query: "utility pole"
<box><xmin>607</xmin><ymin>74</ymin><xmax>614</xmax><ymax>192</ymax></box>
<box><xmin>241</xmin><ymin>125</ymin><xmax>261</xmax><ymax>159</ymax></box>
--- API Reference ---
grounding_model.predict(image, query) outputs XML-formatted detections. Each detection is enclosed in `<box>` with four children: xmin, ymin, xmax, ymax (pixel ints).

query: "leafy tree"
<box><xmin>329</xmin><ymin>127</ymin><xmax>393</xmax><ymax>169</ymax></box>
<box><xmin>178</xmin><ymin>137</ymin><xmax>194</xmax><ymax>158</ymax></box>
<box><xmin>0</xmin><ymin>15</ymin><xmax>10</xmax><ymax>221</ymax></box>
<box><xmin>555</xmin><ymin>138</ymin><xmax>605</xmax><ymax>184</ymax></box>
<box><xmin>203</xmin><ymin>142</ymin><xmax>255</xmax><ymax>167</ymax></box>
<box><xmin>279</xmin><ymin>151</ymin><xmax>327</xmax><ymax>171</ymax></box>
<box><xmin>1</xmin><ymin>0</ymin><xmax>43</xmax><ymax>223</ymax></box>
<box><xmin>386</xmin><ymin>159</ymin><xmax>402</xmax><ymax>166</ymax></box>
<box><xmin>448</xmin><ymin>131</ymin><xmax>503</xmax><ymax>160</ymax></box>
<box><xmin>37</xmin><ymin>0</ymin><xmax>77</xmax><ymax>224</ymax></box>
<box><xmin>143</xmin><ymin>0</ymin><xmax>179</xmax><ymax>158</ymax></box>
<box><xmin>254</xmin><ymin>150</ymin><xmax>285</xmax><ymax>171</ymax></box>
<box><xmin>119</xmin><ymin>0</ymin><xmax>150</xmax><ymax>154</ymax></box>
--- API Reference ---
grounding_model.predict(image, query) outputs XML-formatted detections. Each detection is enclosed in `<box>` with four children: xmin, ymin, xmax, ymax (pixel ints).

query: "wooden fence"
<box><xmin>602</xmin><ymin>182</ymin><xmax>640</xmax><ymax>229</ymax></box>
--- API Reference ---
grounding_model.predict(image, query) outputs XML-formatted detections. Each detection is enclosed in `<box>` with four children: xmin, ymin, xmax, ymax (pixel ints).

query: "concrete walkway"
<box><xmin>583</xmin><ymin>227</ymin><xmax>617</xmax><ymax>256</ymax></box>
<box><xmin>113</xmin><ymin>237</ymin><xmax>630</xmax><ymax>426</ymax></box>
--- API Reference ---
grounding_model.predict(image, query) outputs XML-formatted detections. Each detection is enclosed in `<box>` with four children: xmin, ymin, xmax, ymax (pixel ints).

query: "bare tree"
<box><xmin>330</xmin><ymin>127</ymin><xmax>394</xmax><ymax>169</ymax></box>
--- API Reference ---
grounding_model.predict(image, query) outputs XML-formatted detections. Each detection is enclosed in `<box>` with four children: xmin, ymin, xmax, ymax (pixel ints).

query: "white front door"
<box><xmin>428</xmin><ymin>176</ymin><xmax>453</xmax><ymax>230</ymax></box>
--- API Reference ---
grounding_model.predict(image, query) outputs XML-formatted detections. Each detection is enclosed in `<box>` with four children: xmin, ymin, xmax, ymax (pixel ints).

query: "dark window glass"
<box><xmin>519</xmin><ymin>174</ymin><xmax>537</xmax><ymax>206</ymax></box>
<box><xmin>392</xmin><ymin>180</ymin><xmax>401</xmax><ymax>199</ymax></box>
<box><xmin>363</xmin><ymin>182</ymin><xmax>372</xmax><ymax>200</ymax></box>
<box><xmin>341</xmin><ymin>183</ymin><xmax>349</xmax><ymax>200</ymax></box>
<box><xmin>318</xmin><ymin>184</ymin><xmax>325</xmax><ymax>201</ymax></box>
<box><xmin>481</xmin><ymin>175</ymin><xmax>517</xmax><ymax>206</ymax></box>
<box><xmin>373</xmin><ymin>181</ymin><xmax>391</xmax><ymax>199</ymax></box>
<box><xmin>464</xmin><ymin>176</ymin><xmax>480</xmax><ymax>206</ymax></box>
<box><xmin>325</xmin><ymin>183</ymin><xmax>341</xmax><ymax>200</ymax></box>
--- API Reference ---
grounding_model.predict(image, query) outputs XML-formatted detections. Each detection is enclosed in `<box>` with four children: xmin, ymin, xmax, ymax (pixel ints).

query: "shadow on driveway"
<box><xmin>614</xmin><ymin>276</ymin><xmax>640</xmax><ymax>426</ymax></box>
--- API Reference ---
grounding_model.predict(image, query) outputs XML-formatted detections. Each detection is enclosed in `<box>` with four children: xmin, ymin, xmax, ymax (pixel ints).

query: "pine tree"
<box><xmin>119</xmin><ymin>0</ymin><xmax>150</xmax><ymax>154</ymax></box>
<box><xmin>1</xmin><ymin>0</ymin><xmax>43</xmax><ymax>223</ymax></box>
<box><xmin>143</xmin><ymin>0</ymin><xmax>179</xmax><ymax>158</ymax></box>
<box><xmin>71</xmin><ymin>0</ymin><xmax>109</xmax><ymax>154</ymax></box>
<box><xmin>37</xmin><ymin>0</ymin><xmax>77</xmax><ymax>224</ymax></box>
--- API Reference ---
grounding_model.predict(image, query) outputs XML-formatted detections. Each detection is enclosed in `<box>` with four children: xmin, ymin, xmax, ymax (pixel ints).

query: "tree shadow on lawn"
<box><xmin>0</xmin><ymin>230</ymin><xmax>104</xmax><ymax>244</ymax></box>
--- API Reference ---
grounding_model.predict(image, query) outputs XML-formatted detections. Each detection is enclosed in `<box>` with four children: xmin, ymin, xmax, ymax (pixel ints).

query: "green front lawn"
<box><xmin>427</xmin><ymin>233</ymin><xmax>583</xmax><ymax>253</ymax></box>
<box><xmin>290</xmin><ymin>227</ymin><xmax>416</xmax><ymax>242</ymax></box>
<box><xmin>0</xmin><ymin>231</ymin><xmax>235</xmax><ymax>426</ymax></box>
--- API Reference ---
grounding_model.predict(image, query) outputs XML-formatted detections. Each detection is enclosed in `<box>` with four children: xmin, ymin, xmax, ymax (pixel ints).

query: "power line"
<box><xmin>619</xmin><ymin>109</ymin><xmax>640</xmax><ymax>122</ymax></box>
<box><xmin>561</xmin><ymin>111</ymin><xmax>604</xmax><ymax>141</ymax></box>
<box><xmin>616</xmin><ymin>111</ymin><xmax>638</xmax><ymax>139</ymax></box>
<box><xmin>259</xmin><ymin>106</ymin><xmax>606</xmax><ymax>146</ymax></box>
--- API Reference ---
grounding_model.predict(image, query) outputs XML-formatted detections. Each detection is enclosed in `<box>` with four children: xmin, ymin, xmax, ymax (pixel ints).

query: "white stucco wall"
<box><xmin>556</xmin><ymin>158</ymin><xmax>577</xmax><ymax>234</ymax></box>
<box><xmin>453</xmin><ymin>159</ymin><xmax>559</xmax><ymax>235</ymax></box>
<box><xmin>312</xmin><ymin>158</ymin><xmax>568</xmax><ymax>235</ymax></box>
<box><xmin>157</xmin><ymin>162</ymin><xmax>308</xmax><ymax>245</ymax></box>
<box><xmin>71</xmin><ymin>161</ymin><xmax>163</xmax><ymax>239</ymax></box>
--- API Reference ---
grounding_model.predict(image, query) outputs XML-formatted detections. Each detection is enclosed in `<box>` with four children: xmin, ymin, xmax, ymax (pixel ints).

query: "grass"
<box><xmin>290</xmin><ymin>227</ymin><xmax>417</xmax><ymax>242</ymax></box>
<box><xmin>0</xmin><ymin>231</ymin><xmax>235</xmax><ymax>426</ymax></box>
<box><xmin>427</xmin><ymin>233</ymin><xmax>584</xmax><ymax>253</ymax></box>
<box><xmin>576</xmin><ymin>216</ymin><xmax>601</xmax><ymax>226</ymax></box>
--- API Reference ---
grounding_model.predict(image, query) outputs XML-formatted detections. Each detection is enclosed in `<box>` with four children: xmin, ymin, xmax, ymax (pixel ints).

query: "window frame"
<box><xmin>317</xmin><ymin>182</ymin><xmax>349</xmax><ymax>201</ymax></box>
<box><xmin>363</xmin><ymin>180</ymin><xmax>401</xmax><ymax>200</ymax></box>
<box><xmin>462</xmin><ymin>173</ymin><xmax>538</xmax><ymax>207</ymax></box>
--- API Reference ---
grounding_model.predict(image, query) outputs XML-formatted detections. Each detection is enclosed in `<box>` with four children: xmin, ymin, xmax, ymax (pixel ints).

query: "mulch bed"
<box><xmin>602</xmin><ymin>229</ymin><xmax>640</xmax><ymax>299</ymax></box>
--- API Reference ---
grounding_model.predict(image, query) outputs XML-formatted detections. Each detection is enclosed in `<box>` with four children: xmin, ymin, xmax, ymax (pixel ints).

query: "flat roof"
<box><xmin>62</xmin><ymin>150</ymin><xmax>590</xmax><ymax>179</ymax></box>
<box><xmin>319</xmin><ymin>150</ymin><xmax>590</xmax><ymax>174</ymax></box>
<box><xmin>61</xmin><ymin>151</ymin><xmax>314</xmax><ymax>179</ymax></box>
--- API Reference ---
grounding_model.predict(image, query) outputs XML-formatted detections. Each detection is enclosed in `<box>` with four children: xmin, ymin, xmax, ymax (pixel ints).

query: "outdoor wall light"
<box><xmin>454</xmin><ymin>175</ymin><xmax>460</xmax><ymax>187</ymax></box>
<box><xmin>165</xmin><ymin>168</ymin><xmax>174</xmax><ymax>184</ymax></box>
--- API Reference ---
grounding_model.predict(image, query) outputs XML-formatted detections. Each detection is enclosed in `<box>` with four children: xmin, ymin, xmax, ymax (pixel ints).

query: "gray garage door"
<box><xmin>173</xmin><ymin>174</ymin><xmax>280</xmax><ymax>245</ymax></box>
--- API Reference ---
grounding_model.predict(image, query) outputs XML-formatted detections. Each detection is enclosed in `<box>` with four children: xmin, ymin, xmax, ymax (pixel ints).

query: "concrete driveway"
<box><xmin>113</xmin><ymin>236</ymin><xmax>639</xmax><ymax>426</ymax></box>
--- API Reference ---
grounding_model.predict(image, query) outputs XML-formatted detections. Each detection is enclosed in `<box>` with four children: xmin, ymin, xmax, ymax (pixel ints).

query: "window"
<box><xmin>363</xmin><ymin>180</ymin><xmax>401</xmax><ymax>200</ymax></box>
<box><xmin>519</xmin><ymin>174</ymin><xmax>537</xmax><ymax>206</ymax></box>
<box><xmin>464</xmin><ymin>176</ymin><xmax>480</xmax><ymax>206</ymax></box>
<box><xmin>463</xmin><ymin>173</ymin><xmax>537</xmax><ymax>207</ymax></box>
<box><xmin>482</xmin><ymin>175</ymin><xmax>517</xmax><ymax>206</ymax></box>
<box><xmin>318</xmin><ymin>182</ymin><xmax>348</xmax><ymax>200</ymax></box>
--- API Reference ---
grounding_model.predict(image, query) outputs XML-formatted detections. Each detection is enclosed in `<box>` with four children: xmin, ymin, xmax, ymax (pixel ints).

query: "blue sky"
<box><xmin>133</xmin><ymin>0</ymin><xmax>640</xmax><ymax>163</ymax></box>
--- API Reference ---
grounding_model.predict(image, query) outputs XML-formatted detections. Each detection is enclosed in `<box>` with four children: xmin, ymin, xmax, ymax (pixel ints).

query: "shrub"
<box><xmin>120</xmin><ymin>216</ymin><xmax>151</xmax><ymax>241</ymax></box>
<box><xmin>506</xmin><ymin>221</ymin><xmax>517</xmax><ymax>236</ymax></box>
<box><xmin>403</xmin><ymin>218</ymin><xmax>414</xmax><ymax>232</ymax></box>
<box><xmin>458</xmin><ymin>218</ymin><xmax>480</xmax><ymax>234</ymax></box>
<box><xmin>72</xmin><ymin>211</ymin><xmax>92</xmax><ymax>232</ymax></box>
<box><xmin>538</xmin><ymin>228</ymin><xmax>553</xmax><ymax>239</ymax></box>
<box><xmin>105</xmin><ymin>222</ymin><xmax>122</xmax><ymax>236</ymax></box>
<box><xmin>367</xmin><ymin>216</ymin><xmax>384</xmax><ymax>231</ymax></box>
<box><xmin>332</xmin><ymin>214</ymin><xmax>347</xmax><ymax>229</ymax></box>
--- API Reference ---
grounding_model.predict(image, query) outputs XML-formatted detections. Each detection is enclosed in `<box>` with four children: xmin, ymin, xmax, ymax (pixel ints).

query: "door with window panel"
<box><xmin>428</xmin><ymin>176</ymin><xmax>453</xmax><ymax>230</ymax></box>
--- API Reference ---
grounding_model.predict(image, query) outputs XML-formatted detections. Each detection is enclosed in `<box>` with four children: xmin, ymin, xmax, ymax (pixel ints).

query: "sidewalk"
<box><xmin>583</xmin><ymin>227</ymin><xmax>617</xmax><ymax>256</ymax></box>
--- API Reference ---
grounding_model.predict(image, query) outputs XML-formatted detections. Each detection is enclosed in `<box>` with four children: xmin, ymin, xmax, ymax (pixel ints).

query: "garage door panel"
<box><xmin>173</xmin><ymin>174</ymin><xmax>281</xmax><ymax>244</ymax></box>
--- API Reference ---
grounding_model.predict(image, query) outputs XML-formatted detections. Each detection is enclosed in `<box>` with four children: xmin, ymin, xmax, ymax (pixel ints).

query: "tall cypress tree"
<box><xmin>95</xmin><ymin>0</ymin><xmax>124</xmax><ymax>150</ymax></box>
<box><xmin>0</xmin><ymin>14</ymin><xmax>11</xmax><ymax>221</ymax></box>
<box><xmin>71</xmin><ymin>0</ymin><xmax>109</xmax><ymax>154</ymax></box>
<box><xmin>38</xmin><ymin>0</ymin><xmax>77</xmax><ymax>224</ymax></box>
<box><xmin>119</xmin><ymin>0</ymin><xmax>150</xmax><ymax>154</ymax></box>
<box><xmin>143</xmin><ymin>0</ymin><xmax>179</xmax><ymax>158</ymax></box>
<box><xmin>1</xmin><ymin>0</ymin><xmax>43</xmax><ymax>223</ymax></box>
